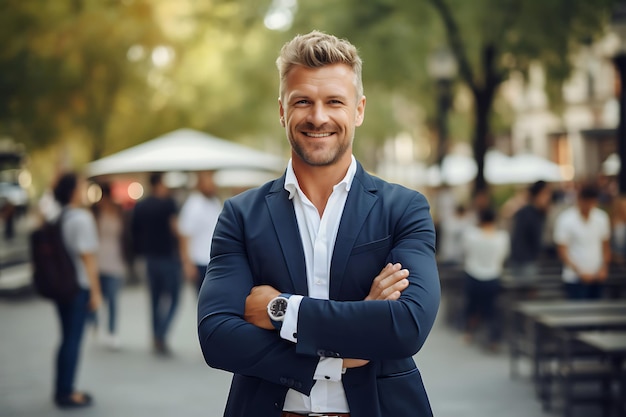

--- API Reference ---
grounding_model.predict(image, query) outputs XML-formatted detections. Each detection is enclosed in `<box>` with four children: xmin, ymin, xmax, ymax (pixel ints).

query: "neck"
<box><xmin>292</xmin><ymin>156</ymin><xmax>351</xmax><ymax>216</ymax></box>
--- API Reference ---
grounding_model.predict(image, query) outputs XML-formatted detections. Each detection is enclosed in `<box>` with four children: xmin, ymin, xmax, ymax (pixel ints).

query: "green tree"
<box><xmin>291</xmin><ymin>0</ymin><xmax>614</xmax><ymax>191</ymax></box>
<box><xmin>0</xmin><ymin>0</ymin><xmax>168</xmax><ymax>161</ymax></box>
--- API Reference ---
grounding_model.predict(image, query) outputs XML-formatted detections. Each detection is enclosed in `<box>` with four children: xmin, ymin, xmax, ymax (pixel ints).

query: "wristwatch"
<box><xmin>267</xmin><ymin>295</ymin><xmax>290</xmax><ymax>329</ymax></box>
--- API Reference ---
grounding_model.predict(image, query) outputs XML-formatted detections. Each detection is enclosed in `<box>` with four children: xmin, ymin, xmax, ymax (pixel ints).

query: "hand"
<box><xmin>365</xmin><ymin>263</ymin><xmax>409</xmax><ymax>301</ymax></box>
<box><xmin>343</xmin><ymin>358</ymin><xmax>369</xmax><ymax>369</ymax></box>
<box><xmin>245</xmin><ymin>285</ymin><xmax>280</xmax><ymax>330</ymax></box>
<box><xmin>596</xmin><ymin>265</ymin><xmax>608</xmax><ymax>282</ymax></box>
<box><xmin>579</xmin><ymin>273</ymin><xmax>595</xmax><ymax>283</ymax></box>
<box><xmin>88</xmin><ymin>289</ymin><xmax>102</xmax><ymax>312</ymax></box>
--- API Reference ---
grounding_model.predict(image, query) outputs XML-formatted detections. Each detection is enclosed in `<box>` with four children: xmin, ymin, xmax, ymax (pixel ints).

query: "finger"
<box><xmin>383</xmin><ymin>279</ymin><xmax>409</xmax><ymax>300</ymax></box>
<box><xmin>379</xmin><ymin>268</ymin><xmax>409</xmax><ymax>290</ymax></box>
<box><xmin>379</xmin><ymin>275</ymin><xmax>410</xmax><ymax>300</ymax></box>
<box><xmin>372</xmin><ymin>269</ymin><xmax>408</xmax><ymax>299</ymax></box>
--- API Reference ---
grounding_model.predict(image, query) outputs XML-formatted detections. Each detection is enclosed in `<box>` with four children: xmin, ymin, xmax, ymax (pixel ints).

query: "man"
<box><xmin>178</xmin><ymin>170</ymin><xmax>222</xmax><ymax>292</ymax></box>
<box><xmin>509</xmin><ymin>180</ymin><xmax>552</xmax><ymax>282</ymax></box>
<box><xmin>132</xmin><ymin>172</ymin><xmax>187</xmax><ymax>355</ymax></box>
<box><xmin>51</xmin><ymin>173</ymin><xmax>101</xmax><ymax>408</ymax></box>
<box><xmin>554</xmin><ymin>184</ymin><xmax>611</xmax><ymax>299</ymax></box>
<box><xmin>197</xmin><ymin>31</ymin><xmax>440</xmax><ymax>417</ymax></box>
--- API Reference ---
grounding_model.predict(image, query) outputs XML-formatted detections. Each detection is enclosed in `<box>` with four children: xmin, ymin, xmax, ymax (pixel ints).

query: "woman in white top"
<box><xmin>92</xmin><ymin>182</ymin><xmax>127</xmax><ymax>348</ymax></box>
<box><xmin>461</xmin><ymin>207</ymin><xmax>510</xmax><ymax>350</ymax></box>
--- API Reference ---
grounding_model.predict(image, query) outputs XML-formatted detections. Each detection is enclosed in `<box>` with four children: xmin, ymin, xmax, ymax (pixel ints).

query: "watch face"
<box><xmin>269</xmin><ymin>297</ymin><xmax>288</xmax><ymax>320</ymax></box>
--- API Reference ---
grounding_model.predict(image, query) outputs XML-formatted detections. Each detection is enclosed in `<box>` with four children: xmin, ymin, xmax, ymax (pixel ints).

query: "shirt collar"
<box><xmin>284</xmin><ymin>155</ymin><xmax>357</xmax><ymax>200</ymax></box>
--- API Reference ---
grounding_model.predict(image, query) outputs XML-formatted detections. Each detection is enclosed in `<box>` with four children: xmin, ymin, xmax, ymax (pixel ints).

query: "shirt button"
<box><xmin>324</xmin><ymin>375</ymin><xmax>330</xmax><ymax>380</ymax></box>
<box><xmin>292</xmin><ymin>332</ymin><xmax>297</xmax><ymax>339</ymax></box>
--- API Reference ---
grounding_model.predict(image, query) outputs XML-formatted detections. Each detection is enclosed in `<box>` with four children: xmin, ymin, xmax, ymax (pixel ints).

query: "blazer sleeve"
<box><xmin>197</xmin><ymin>199</ymin><xmax>319</xmax><ymax>395</ymax></box>
<box><xmin>295</xmin><ymin>192</ymin><xmax>440</xmax><ymax>360</ymax></box>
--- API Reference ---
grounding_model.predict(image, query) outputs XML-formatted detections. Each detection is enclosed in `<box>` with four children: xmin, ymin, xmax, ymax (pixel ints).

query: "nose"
<box><xmin>306</xmin><ymin>102</ymin><xmax>329</xmax><ymax>126</ymax></box>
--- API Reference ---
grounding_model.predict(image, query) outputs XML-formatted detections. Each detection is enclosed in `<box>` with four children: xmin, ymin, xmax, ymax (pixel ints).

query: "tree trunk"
<box><xmin>472</xmin><ymin>90</ymin><xmax>490</xmax><ymax>193</ymax></box>
<box><xmin>615</xmin><ymin>53</ymin><xmax>626</xmax><ymax>195</ymax></box>
<box><xmin>471</xmin><ymin>46</ymin><xmax>499</xmax><ymax>195</ymax></box>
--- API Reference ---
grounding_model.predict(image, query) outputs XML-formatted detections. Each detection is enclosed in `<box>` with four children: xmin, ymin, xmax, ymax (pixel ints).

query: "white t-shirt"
<box><xmin>178</xmin><ymin>192</ymin><xmax>222</xmax><ymax>265</ymax></box>
<box><xmin>61</xmin><ymin>208</ymin><xmax>99</xmax><ymax>289</ymax></box>
<box><xmin>553</xmin><ymin>206</ymin><xmax>610</xmax><ymax>283</ymax></box>
<box><xmin>462</xmin><ymin>226</ymin><xmax>510</xmax><ymax>280</ymax></box>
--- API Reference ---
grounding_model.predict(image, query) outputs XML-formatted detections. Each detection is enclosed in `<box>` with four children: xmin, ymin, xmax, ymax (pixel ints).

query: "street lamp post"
<box><xmin>428</xmin><ymin>48</ymin><xmax>457</xmax><ymax>168</ymax></box>
<box><xmin>612</xmin><ymin>1</ymin><xmax>626</xmax><ymax>195</ymax></box>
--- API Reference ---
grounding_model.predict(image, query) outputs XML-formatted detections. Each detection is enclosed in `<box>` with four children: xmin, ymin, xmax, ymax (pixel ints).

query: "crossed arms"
<box><xmin>197</xmin><ymin>192</ymin><xmax>440</xmax><ymax>395</ymax></box>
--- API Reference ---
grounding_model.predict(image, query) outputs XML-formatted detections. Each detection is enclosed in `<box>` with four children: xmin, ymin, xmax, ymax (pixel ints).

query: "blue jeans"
<box><xmin>54</xmin><ymin>289</ymin><xmax>90</xmax><ymax>399</ymax></box>
<box><xmin>100</xmin><ymin>274</ymin><xmax>122</xmax><ymax>334</ymax></box>
<box><xmin>564</xmin><ymin>282</ymin><xmax>604</xmax><ymax>300</ymax></box>
<box><xmin>146</xmin><ymin>256</ymin><xmax>181</xmax><ymax>343</ymax></box>
<box><xmin>464</xmin><ymin>273</ymin><xmax>501</xmax><ymax>343</ymax></box>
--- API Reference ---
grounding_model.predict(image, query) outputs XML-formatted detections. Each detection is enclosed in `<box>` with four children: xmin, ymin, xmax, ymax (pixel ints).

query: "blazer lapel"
<box><xmin>265</xmin><ymin>176</ymin><xmax>309</xmax><ymax>296</ymax></box>
<box><xmin>330</xmin><ymin>164</ymin><xmax>378</xmax><ymax>298</ymax></box>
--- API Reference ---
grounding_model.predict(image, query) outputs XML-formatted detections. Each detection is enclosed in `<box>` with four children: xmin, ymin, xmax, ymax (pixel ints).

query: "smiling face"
<box><xmin>279</xmin><ymin>63</ymin><xmax>366</xmax><ymax>169</ymax></box>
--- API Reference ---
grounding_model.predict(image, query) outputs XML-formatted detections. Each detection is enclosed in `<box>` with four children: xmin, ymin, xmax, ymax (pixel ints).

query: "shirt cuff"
<box><xmin>313</xmin><ymin>357</ymin><xmax>344</xmax><ymax>382</ymax></box>
<box><xmin>279</xmin><ymin>295</ymin><xmax>303</xmax><ymax>343</ymax></box>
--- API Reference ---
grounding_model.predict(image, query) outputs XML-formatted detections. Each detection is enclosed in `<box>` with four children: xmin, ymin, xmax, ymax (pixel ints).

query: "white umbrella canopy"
<box><xmin>426</xmin><ymin>150</ymin><xmax>563</xmax><ymax>186</ymax></box>
<box><xmin>426</xmin><ymin>153</ymin><xmax>478</xmax><ymax>186</ymax></box>
<box><xmin>503</xmin><ymin>153</ymin><xmax>564</xmax><ymax>184</ymax></box>
<box><xmin>87</xmin><ymin>128</ymin><xmax>285</xmax><ymax>177</ymax></box>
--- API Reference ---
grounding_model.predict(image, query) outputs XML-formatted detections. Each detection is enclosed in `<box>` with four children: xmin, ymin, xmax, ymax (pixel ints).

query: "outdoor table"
<box><xmin>532</xmin><ymin>313</ymin><xmax>626</xmax><ymax>411</ymax></box>
<box><xmin>571</xmin><ymin>331</ymin><xmax>626</xmax><ymax>417</ymax></box>
<box><xmin>508</xmin><ymin>300</ymin><xmax>626</xmax><ymax>378</ymax></box>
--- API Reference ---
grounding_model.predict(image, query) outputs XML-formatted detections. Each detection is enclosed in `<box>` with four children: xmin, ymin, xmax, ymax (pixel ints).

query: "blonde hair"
<box><xmin>276</xmin><ymin>30</ymin><xmax>363</xmax><ymax>100</ymax></box>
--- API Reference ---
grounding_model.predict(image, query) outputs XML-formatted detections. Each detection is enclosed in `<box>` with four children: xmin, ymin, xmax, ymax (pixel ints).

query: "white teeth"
<box><xmin>305</xmin><ymin>132</ymin><xmax>332</xmax><ymax>138</ymax></box>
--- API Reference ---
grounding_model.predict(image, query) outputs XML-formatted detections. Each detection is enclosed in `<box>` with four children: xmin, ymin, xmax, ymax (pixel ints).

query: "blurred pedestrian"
<box><xmin>462</xmin><ymin>207</ymin><xmax>509</xmax><ymax>352</ymax></box>
<box><xmin>178</xmin><ymin>171</ymin><xmax>222</xmax><ymax>293</ymax></box>
<box><xmin>51</xmin><ymin>172</ymin><xmax>101</xmax><ymax>408</ymax></box>
<box><xmin>438</xmin><ymin>204</ymin><xmax>472</xmax><ymax>266</ymax></box>
<box><xmin>92</xmin><ymin>182</ymin><xmax>127</xmax><ymax>349</ymax></box>
<box><xmin>131</xmin><ymin>172</ymin><xmax>186</xmax><ymax>355</ymax></box>
<box><xmin>554</xmin><ymin>184</ymin><xmax>611</xmax><ymax>300</ymax></box>
<box><xmin>509</xmin><ymin>180</ymin><xmax>552</xmax><ymax>283</ymax></box>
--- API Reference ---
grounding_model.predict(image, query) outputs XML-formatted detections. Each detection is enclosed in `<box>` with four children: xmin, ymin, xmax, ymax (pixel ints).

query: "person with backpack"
<box><xmin>49</xmin><ymin>172</ymin><xmax>101</xmax><ymax>408</ymax></box>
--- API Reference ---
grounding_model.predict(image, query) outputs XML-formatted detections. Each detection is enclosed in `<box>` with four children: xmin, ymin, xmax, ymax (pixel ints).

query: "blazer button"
<box><xmin>279</xmin><ymin>377</ymin><xmax>287</xmax><ymax>384</ymax></box>
<box><xmin>316</xmin><ymin>349</ymin><xmax>326</xmax><ymax>357</ymax></box>
<box><xmin>287</xmin><ymin>378</ymin><xmax>295</xmax><ymax>387</ymax></box>
<box><xmin>295</xmin><ymin>381</ymin><xmax>302</xmax><ymax>389</ymax></box>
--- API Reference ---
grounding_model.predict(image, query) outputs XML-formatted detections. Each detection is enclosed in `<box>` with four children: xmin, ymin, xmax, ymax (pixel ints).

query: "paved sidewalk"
<box><xmin>0</xmin><ymin>283</ymin><xmax>556</xmax><ymax>417</ymax></box>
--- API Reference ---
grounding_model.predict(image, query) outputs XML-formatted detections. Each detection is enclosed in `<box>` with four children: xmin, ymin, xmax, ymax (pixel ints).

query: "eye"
<box><xmin>329</xmin><ymin>99</ymin><xmax>345</xmax><ymax>105</ymax></box>
<box><xmin>293</xmin><ymin>99</ymin><xmax>310</xmax><ymax>106</ymax></box>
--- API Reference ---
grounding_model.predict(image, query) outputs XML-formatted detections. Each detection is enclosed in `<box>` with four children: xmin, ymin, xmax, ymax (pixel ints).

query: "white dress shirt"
<box><xmin>280</xmin><ymin>156</ymin><xmax>357</xmax><ymax>414</ymax></box>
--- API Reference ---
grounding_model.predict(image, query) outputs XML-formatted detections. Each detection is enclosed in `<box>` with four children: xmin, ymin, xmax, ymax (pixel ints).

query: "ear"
<box><xmin>355</xmin><ymin>95</ymin><xmax>366</xmax><ymax>127</ymax></box>
<box><xmin>278</xmin><ymin>98</ymin><xmax>285</xmax><ymax>127</ymax></box>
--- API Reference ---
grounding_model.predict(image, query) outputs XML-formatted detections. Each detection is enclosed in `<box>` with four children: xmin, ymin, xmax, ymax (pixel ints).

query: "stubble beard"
<box><xmin>289</xmin><ymin>133</ymin><xmax>352</xmax><ymax>167</ymax></box>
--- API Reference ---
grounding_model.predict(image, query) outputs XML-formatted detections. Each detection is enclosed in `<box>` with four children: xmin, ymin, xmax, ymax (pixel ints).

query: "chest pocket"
<box><xmin>342</xmin><ymin>235</ymin><xmax>393</xmax><ymax>298</ymax></box>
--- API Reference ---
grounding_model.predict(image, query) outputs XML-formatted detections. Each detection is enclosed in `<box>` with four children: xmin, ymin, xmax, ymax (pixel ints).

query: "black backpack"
<box><xmin>30</xmin><ymin>211</ymin><xmax>79</xmax><ymax>303</ymax></box>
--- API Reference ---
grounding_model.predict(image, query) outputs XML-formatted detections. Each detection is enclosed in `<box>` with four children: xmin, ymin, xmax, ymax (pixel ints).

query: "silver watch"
<box><xmin>267</xmin><ymin>296</ymin><xmax>289</xmax><ymax>322</ymax></box>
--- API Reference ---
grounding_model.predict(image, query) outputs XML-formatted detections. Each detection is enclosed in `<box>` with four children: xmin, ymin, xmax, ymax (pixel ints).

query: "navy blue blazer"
<box><xmin>198</xmin><ymin>162</ymin><xmax>440</xmax><ymax>417</ymax></box>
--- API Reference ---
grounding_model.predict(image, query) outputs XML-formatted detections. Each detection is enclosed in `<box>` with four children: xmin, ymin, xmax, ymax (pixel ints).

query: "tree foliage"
<box><xmin>291</xmin><ymin>0</ymin><xmax>614</xmax><ymax>191</ymax></box>
<box><xmin>0</xmin><ymin>0</ymin><xmax>617</xmax><ymax>193</ymax></box>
